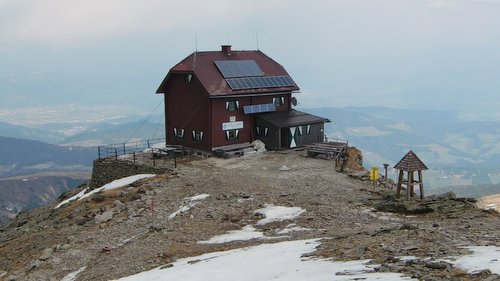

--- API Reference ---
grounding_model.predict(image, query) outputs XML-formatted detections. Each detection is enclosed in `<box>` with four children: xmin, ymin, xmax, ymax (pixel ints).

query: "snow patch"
<box><xmin>60</xmin><ymin>266</ymin><xmax>86</xmax><ymax>281</ymax></box>
<box><xmin>115</xmin><ymin>239</ymin><xmax>415</xmax><ymax>281</ymax></box>
<box><xmin>277</xmin><ymin>224</ymin><xmax>312</xmax><ymax>235</ymax></box>
<box><xmin>255</xmin><ymin>204</ymin><xmax>305</xmax><ymax>225</ymax></box>
<box><xmin>55</xmin><ymin>187</ymin><xmax>89</xmax><ymax>209</ymax></box>
<box><xmin>168</xmin><ymin>194</ymin><xmax>210</xmax><ymax>220</ymax></box>
<box><xmin>54</xmin><ymin>174</ymin><xmax>155</xmax><ymax>209</ymax></box>
<box><xmin>446</xmin><ymin>246</ymin><xmax>500</xmax><ymax>275</ymax></box>
<box><xmin>190</xmin><ymin>194</ymin><xmax>210</xmax><ymax>201</ymax></box>
<box><xmin>198</xmin><ymin>225</ymin><xmax>264</xmax><ymax>244</ymax></box>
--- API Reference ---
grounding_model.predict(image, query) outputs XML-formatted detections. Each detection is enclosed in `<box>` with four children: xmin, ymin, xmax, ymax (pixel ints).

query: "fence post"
<box><xmin>115</xmin><ymin>148</ymin><xmax>118</xmax><ymax>160</ymax></box>
<box><xmin>133</xmin><ymin>152</ymin><xmax>136</xmax><ymax>163</ymax></box>
<box><xmin>147</xmin><ymin>140</ymin><xmax>150</xmax><ymax>148</ymax></box>
<box><xmin>123</xmin><ymin>143</ymin><xmax>126</xmax><ymax>156</ymax></box>
<box><xmin>152</xmin><ymin>152</ymin><xmax>156</xmax><ymax>166</ymax></box>
<box><xmin>98</xmin><ymin>146</ymin><xmax>101</xmax><ymax>159</ymax></box>
<box><xmin>174</xmin><ymin>155</ymin><xmax>177</xmax><ymax>168</ymax></box>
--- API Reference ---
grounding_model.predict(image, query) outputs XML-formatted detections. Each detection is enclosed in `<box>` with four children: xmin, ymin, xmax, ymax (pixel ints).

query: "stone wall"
<box><xmin>90</xmin><ymin>159</ymin><xmax>171</xmax><ymax>188</ymax></box>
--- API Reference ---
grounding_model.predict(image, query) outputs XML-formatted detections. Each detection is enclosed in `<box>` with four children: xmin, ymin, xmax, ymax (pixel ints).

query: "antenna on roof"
<box><xmin>256</xmin><ymin>32</ymin><xmax>259</xmax><ymax>50</ymax></box>
<box><xmin>195</xmin><ymin>32</ymin><xmax>198</xmax><ymax>52</ymax></box>
<box><xmin>193</xmin><ymin>32</ymin><xmax>197</xmax><ymax>69</ymax></box>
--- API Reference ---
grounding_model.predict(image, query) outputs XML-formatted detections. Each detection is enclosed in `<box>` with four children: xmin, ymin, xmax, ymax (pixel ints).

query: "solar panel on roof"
<box><xmin>225</xmin><ymin>75</ymin><xmax>296</xmax><ymax>90</ymax></box>
<box><xmin>214</xmin><ymin>60</ymin><xmax>264</xmax><ymax>78</ymax></box>
<box><xmin>243</xmin><ymin>103</ymin><xmax>276</xmax><ymax>114</ymax></box>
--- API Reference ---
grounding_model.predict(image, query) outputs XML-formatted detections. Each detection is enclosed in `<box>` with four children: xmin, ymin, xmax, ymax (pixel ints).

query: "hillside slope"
<box><xmin>0</xmin><ymin>152</ymin><xmax>498</xmax><ymax>280</ymax></box>
<box><xmin>0</xmin><ymin>173</ymin><xmax>89</xmax><ymax>224</ymax></box>
<box><xmin>0</xmin><ymin>136</ymin><xmax>95</xmax><ymax>178</ymax></box>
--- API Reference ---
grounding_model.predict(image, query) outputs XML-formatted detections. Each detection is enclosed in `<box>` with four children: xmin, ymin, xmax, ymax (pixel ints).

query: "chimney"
<box><xmin>221</xmin><ymin>45</ymin><xmax>232</xmax><ymax>56</ymax></box>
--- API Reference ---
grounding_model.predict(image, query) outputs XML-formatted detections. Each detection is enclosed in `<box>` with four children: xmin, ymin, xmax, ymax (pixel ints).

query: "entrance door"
<box><xmin>280</xmin><ymin>127</ymin><xmax>297</xmax><ymax>149</ymax></box>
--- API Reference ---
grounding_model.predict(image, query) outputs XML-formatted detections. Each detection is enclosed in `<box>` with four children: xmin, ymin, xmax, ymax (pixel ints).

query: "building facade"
<box><xmin>156</xmin><ymin>45</ymin><xmax>329</xmax><ymax>151</ymax></box>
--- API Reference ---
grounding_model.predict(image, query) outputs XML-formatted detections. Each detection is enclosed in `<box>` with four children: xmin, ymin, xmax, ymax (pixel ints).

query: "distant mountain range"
<box><xmin>0</xmin><ymin>114</ymin><xmax>165</xmax><ymax>146</ymax></box>
<box><xmin>308</xmin><ymin>106</ymin><xmax>500</xmax><ymax>169</ymax></box>
<box><xmin>0</xmin><ymin>136</ymin><xmax>95</xmax><ymax>178</ymax></box>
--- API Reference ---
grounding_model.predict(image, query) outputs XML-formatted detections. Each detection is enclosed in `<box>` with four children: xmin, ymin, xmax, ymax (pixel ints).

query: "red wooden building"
<box><xmin>156</xmin><ymin>45</ymin><xmax>329</xmax><ymax>152</ymax></box>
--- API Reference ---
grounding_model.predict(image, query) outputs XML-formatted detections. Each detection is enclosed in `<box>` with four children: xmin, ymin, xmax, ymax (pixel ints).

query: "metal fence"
<box><xmin>97</xmin><ymin>138</ymin><xmax>167</xmax><ymax>159</ymax></box>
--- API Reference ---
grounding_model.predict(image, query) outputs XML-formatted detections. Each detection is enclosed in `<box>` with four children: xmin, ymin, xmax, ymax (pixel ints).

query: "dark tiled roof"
<box><xmin>156</xmin><ymin>49</ymin><xmax>299</xmax><ymax>97</ymax></box>
<box><xmin>256</xmin><ymin>109</ymin><xmax>330</xmax><ymax>128</ymax></box>
<box><xmin>394</xmin><ymin>150</ymin><xmax>428</xmax><ymax>171</ymax></box>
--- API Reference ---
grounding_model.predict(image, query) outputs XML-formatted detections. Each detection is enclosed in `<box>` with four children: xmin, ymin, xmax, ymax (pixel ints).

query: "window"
<box><xmin>225</xmin><ymin>129</ymin><xmax>239</xmax><ymax>140</ymax></box>
<box><xmin>298</xmin><ymin>125</ymin><xmax>311</xmax><ymax>135</ymax></box>
<box><xmin>273</xmin><ymin>97</ymin><xmax>285</xmax><ymax>107</ymax></box>
<box><xmin>173</xmin><ymin>128</ymin><xmax>185</xmax><ymax>138</ymax></box>
<box><xmin>256</xmin><ymin>126</ymin><xmax>269</xmax><ymax>137</ymax></box>
<box><xmin>225</xmin><ymin>100</ymin><xmax>240</xmax><ymax>111</ymax></box>
<box><xmin>192</xmin><ymin>130</ymin><xmax>203</xmax><ymax>141</ymax></box>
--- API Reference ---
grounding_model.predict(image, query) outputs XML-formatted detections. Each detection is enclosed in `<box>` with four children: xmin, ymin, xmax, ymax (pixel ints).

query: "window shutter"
<box><xmin>225</xmin><ymin>131</ymin><xmax>230</xmax><ymax>140</ymax></box>
<box><xmin>281</xmin><ymin>97</ymin><xmax>285</xmax><ymax>105</ymax></box>
<box><xmin>235</xmin><ymin>130</ymin><xmax>239</xmax><ymax>139</ymax></box>
<box><xmin>264</xmin><ymin>128</ymin><xmax>268</xmax><ymax>137</ymax></box>
<box><xmin>173</xmin><ymin>128</ymin><xmax>177</xmax><ymax>136</ymax></box>
<box><xmin>200</xmin><ymin>132</ymin><xmax>203</xmax><ymax>140</ymax></box>
<box><xmin>192</xmin><ymin>131</ymin><xmax>196</xmax><ymax>140</ymax></box>
<box><xmin>235</xmin><ymin>101</ymin><xmax>240</xmax><ymax>109</ymax></box>
<box><xmin>225</xmin><ymin>102</ymin><xmax>229</xmax><ymax>110</ymax></box>
<box><xmin>298</xmin><ymin>126</ymin><xmax>303</xmax><ymax>135</ymax></box>
<box><xmin>180</xmin><ymin>129</ymin><xmax>184</xmax><ymax>137</ymax></box>
<box><xmin>307</xmin><ymin>125</ymin><xmax>311</xmax><ymax>134</ymax></box>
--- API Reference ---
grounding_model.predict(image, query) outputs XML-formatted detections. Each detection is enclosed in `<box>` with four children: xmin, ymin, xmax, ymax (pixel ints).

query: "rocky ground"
<box><xmin>0</xmin><ymin>150</ymin><xmax>499</xmax><ymax>281</ymax></box>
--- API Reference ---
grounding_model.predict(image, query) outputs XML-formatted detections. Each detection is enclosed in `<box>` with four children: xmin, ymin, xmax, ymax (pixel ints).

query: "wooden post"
<box><xmin>410</xmin><ymin>171</ymin><xmax>415</xmax><ymax>197</ymax></box>
<box><xmin>396</xmin><ymin>170</ymin><xmax>404</xmax><ymax>198</ymax></box>
<box><xmin>383</xmin><ymin>163</ymin><xmax>389</xmax><ymax>183</ymax></box>
<box><xmin>406</xmin><ymin>171</ymin><xmax>411</xmax><ymax>200</ymax></box>
<box><xmin>418</xmin><ymin>170</ymin><xmax>424</xmax><ymax>199</ymax></box>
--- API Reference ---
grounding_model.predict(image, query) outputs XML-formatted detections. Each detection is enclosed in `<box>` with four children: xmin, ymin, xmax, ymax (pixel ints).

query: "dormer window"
<box><xmin>273</xmin><ymin>97</ymin><xmax>285</xmax><ymax>107</ymax></box>
<box><xmin>225</xmin><ymin>100</ymin><xmax>240</xmax><ymax>111</ymax></box>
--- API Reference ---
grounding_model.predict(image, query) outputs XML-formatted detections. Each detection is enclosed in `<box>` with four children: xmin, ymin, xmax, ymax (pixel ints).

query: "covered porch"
<box><xmin>254</xmin><ymin>109</ymin><xmax>330</xmax><ymax>150</ymax></box>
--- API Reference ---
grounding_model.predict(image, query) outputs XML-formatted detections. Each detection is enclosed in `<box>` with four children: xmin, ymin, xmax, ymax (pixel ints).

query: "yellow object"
<box><xmin>370</xmin><ymin>167</ymin><xmax>379</xmax><ymax>181</ymax></box>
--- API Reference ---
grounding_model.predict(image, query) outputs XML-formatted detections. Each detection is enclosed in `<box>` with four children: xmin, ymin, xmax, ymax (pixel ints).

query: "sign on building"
<box><xmin>222</xmin><ymin>121</ymin><xmax>244</xmax><ymax>131</ymax></box>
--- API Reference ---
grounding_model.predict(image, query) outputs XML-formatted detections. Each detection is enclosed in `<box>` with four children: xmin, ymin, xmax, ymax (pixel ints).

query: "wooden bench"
<box><xmin>212</xmin><ymin>142</ymin><xmax>254</xmax><ymax>158</ymax></box>
<box><xmin>305</xmin><ymin>142</ymin><xmax>347</xmax><ymax>160</ymax></box>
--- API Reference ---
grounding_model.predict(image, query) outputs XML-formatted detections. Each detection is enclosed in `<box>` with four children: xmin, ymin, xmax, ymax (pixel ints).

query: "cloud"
<box><xmin>427</xmin><ymin>0</ymin><xmax>457</xmax><ymax>7</ymax></box>
<box><xmin>0</xmin><ymin>0</ymin><xmax>257</xmax><ymax>45</ymax></box>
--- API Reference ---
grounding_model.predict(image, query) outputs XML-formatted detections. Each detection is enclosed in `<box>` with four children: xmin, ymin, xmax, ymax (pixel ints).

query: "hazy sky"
<box><xmin>1</xmin><ymin>0</ymin><xmax>500</xmax><ymax>123</ymax></box>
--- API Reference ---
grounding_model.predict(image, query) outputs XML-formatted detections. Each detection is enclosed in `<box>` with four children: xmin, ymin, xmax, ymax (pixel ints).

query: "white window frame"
<box><xmin>225</xmin><ymin>129</ymin><xmax>239</xmax><ymax>140</ymax></box>
<box><xmin>225</xmin><ymin>100</ymin><xmax>240</xmax><ymax>111</ymax></box>
<box><xmin>256</xmin><ymin>126</ymin><xmax>269</xmax><ymax>137</ymax></box>
<box><xmin>298</xmin><ymin>125</ymin><xmax>311</xmax><ymax>135</ymax></box>
<box><xmin>192</xmin><ymin>130</ymin><xmax>203</xmax><ymax>141</ymax></box>
<box><xmin>173</xmin><ymin>128</ymin><xmax>185</xmax><ymax>138</ymax></box>
<box><xmin>273</xmin><ymin>97</ymin><xmax>285</xmax><ymax>107</ymax></box>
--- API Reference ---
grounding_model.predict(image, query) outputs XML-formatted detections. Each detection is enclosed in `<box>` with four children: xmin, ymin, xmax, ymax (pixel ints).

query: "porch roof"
<box><xmin>256</xmin><ymin>109</ymin><xmax>330</xmax><ymax>128</ymax></box>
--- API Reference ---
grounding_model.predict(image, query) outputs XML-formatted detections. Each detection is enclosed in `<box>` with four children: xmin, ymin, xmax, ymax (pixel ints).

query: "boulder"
<box><xmin>39</xmin><ymin>247</ymin><xmax>54</xmax><ymax>261</ymax></box>
<box><xmin>94</xmin><ymin>211</ymin><xmax>114</xmax><ymax>224</ymax></box>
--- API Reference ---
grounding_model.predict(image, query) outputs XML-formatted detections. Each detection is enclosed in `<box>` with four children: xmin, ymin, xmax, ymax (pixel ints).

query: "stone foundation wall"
<box><xmin>90</xmin><ymin>159</ymin><xmax>171</xmax><ymax>188</ymax></box>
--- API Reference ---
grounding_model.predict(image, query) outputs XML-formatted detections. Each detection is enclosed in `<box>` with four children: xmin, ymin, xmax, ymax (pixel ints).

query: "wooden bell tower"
<box><xmin>394</xmin><ymin>150</ymin><xmax>428</xmax><ymax>200</ymax></box>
